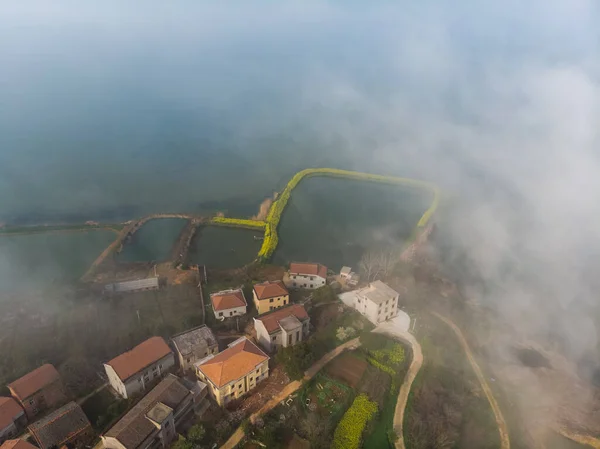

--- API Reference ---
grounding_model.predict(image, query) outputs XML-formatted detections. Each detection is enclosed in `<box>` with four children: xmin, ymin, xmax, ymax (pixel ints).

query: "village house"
<box><xmin>195</xmin><ymin>337</ymin><xmax>269</xmax><ymax>407</ymax></box>
<box><xmin>7</xmin><ymin>364</ymin><xmax>68</xmax><ymax>420</ymax></box>
<box><xmin>346</xmin><ymin>280</ymin><xmax>400</xmax><ymax>325</ymax></box>
<box><xmin>0</xmin><ymin>398</ymin><xmax>26</xmax><ymax>443</ymax></box>
<box><xmin>101</xmin><ymin>374</ymin><xmax>208</xmax><ymax>449</ymax></box>
<box><xmin>288</xmin><ymin>263</ymin><xmax>327</xmax><ymax>289</ymax></box>
<box><xmin>28</xmin><ymin>402</ymin><xmax>93</xmax><ymax>449</ymax></box>
<box><xmin>104</xmin><ymin>337</ymin><xmax>175</xmax><ymax>399</ymax></box>
<box><xmin>340</xmin><ymin>266</ymin><xmax>359</xmax><ymax>286</ymax></box>
<box><xmin>0</xmin><ymin>440</ymin><xmax>38</xmax><ymax>449</ymax></box>
<box><xmin>210</xmin><ymin>288</ymin><xmax>247</xmax><ymax>319</ymax></box>
<box><xmin>171</xmin><ymin>325</ymin><xmax>219</xmax><ymax>372</ymax></box>
<box><xmin>252</xmin><ymin>280</ymin><xmax>289</xmax><ymax>315</ymax></box>
<box><xmin>254</xmin><ymin>304</ymin><xmax>310</xmax><ymax>353</ymax></box>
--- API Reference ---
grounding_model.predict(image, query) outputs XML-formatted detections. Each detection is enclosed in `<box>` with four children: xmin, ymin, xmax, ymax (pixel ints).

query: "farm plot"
<box><xmin>326</xmin><ymin>352</ymin><xmax>368</xmax><ymax>388</ymax></box>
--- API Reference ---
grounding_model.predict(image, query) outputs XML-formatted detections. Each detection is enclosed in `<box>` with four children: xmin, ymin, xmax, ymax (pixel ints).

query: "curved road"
<box><xmin>372</xmin><ymin>321</ymin><xmax>423</xmax><ymax>449</ymax></box>
<box><xmin>432</xmin><ymin>312</ymin><xmax>511</xmax><ymax>449</ymax></box>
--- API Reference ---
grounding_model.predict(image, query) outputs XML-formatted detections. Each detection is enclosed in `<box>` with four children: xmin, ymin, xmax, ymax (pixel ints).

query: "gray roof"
<box><xmin>340</xmin><ymin>266</ymin><xmax>352</xmax><ymax>275</ymax></box>
<box><xmin>171</xmin><ymin>325</ymin><xmax>217</xmax><ymax>357</ymax></box>
<box><xmin>279</xmin><ymin>315</ymin><xmax>302</xmax><ymax>332</ymax></box>
<box><xmin>104</xmin><ymin>375</ymin><xmax>191</xmax><ymax>449</ymax></box>
<box><xmin>105</xmin><ymin>277</ymin><xmax>159</xmax><ymax>293</ymax></box>
<box><xmin>29</xmin><ymin>402</ymin><xmax>91</xmax><ymax>449</ymax></box>
<box><xmin>358</xmin><ymin>280</ymin><xmax>400</xmax><ymax>305</ymax></box>
<box><xmin>145</xmin><ymin>402</ymin><xmax>172</xmax><ymax>425</ymax></box>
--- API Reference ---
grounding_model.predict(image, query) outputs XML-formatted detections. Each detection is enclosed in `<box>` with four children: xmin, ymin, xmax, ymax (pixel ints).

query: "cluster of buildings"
<box><xmin>1</xmin><ymin>261</ymin><xmax>404</xmax><ymax>449</ymax></box>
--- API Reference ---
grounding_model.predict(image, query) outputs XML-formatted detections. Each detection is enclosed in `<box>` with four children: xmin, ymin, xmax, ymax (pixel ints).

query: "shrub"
<box><xmin>275</xmin><ymin>342</ymin><xmax>314</xmax><ymax>380</ymax></box>
<box><xmin>331</xmin><ymin>394</ymin><xmax>378</xmax><ymax>449</ymax></box>
<box><xmin>210</xmin><ymin>217</ymin><xmax>266</xmax><ymax>230</ymax></box>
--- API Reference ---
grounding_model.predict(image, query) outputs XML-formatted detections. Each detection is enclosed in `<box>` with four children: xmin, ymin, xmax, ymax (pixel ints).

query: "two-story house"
<box><xmin>104</xmin><ymin>337</ymin><xmax>175</xmax><ymax>399</ymax></box>
<box><xmin>195</xmin><ymin>337</ymin><xmax>269</xmax><ymax>407</ymax></box>
<box><xmin>102</xmin><ymin>374</ymin><xmax>208</xmax><ymax>449</ymax></box>
<box><xmin>0</xmin><ymin>398</ymin><xmax>26</xmax><ymax>443</ymax></box>
<box><xmin>254</xmin><ymin>304</ymin><xmax>310</xmax><ymax>353</ymax></box>
<box><xmin>7</xmin><ymin>364</ymin><xmax>68</xmax><ymax>420</ymax></box>
<box><xmin>288</xmin><ymin>263</ymin><xmax>327</xmax><ymax>289</ymax></box>
<box><xmin>171</xmin><ymin>325</ymin><xmax>219</xmax><ymax>372</ymax></box>
<box><xmin>351</xmin><ymin>280</ymin><xmax>400</xmax><ymax>325</ymax></box>
<box><xmin>29</xmin><ymin>402</ymin><xmax>93</xmax><ymax>449</ymax></box>
<box><xmin>252</xmin><ymin>281</ymin><xmax>289</xmax><ymax>314</ymax></box>
<box><xmin>210</xmin><ymin>288</ymin><xmax>247</xmax><ymax>319</ymax></box>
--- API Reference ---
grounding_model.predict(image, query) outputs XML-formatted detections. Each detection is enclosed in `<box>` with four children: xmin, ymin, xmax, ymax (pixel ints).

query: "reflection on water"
<box><xmin>0</xmin><ymin>231</ymin><xmax>115</xmax><ymax>293</ymax></box>
<box><xmin>117</xmin><ymin>218</ymin><xmax>187</xmax><ymax>262</ymax></box>
<box><xmin>273</xmin><ymin>177</ymin><xmax>431</xmax><ymax>271</ymax></box>
<box><xmin>188</xmin><ymin>226</ymin><xmax>263</xmax><ymax>269</ymax></box>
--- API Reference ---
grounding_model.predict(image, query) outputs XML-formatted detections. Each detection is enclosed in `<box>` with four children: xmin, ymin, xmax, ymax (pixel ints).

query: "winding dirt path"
<box><xmin>219</xmin><ymin>338</ymin><xmax>361</xmax><ymax>449</ymax></box>
<box><xmin>372</xmin><ymin>323</ymin><xmax>423</xmax><ymax>449</ymax></box>
<box><xmin>432</xmin><ymin>312</ymin><xmax>510</xmax><ymax>449</ymax></box>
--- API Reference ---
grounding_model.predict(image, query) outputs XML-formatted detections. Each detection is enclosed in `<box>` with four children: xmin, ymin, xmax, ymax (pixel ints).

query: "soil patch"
<box><xmin>325</xmin><ymin>352</ymin><xmax>367</xmax><ymax>388</ymax></box>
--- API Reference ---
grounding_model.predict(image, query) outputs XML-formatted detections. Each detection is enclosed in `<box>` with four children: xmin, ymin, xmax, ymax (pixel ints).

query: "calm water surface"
<box><xmin>188</xmin><ymin>226</ymin><xmax>263</xmax><ymax>269</ymax></box>
<box><xmin>273</xmin><ymin>177</ymin><xmax>431</xmax><ymax>271</ymax></box>
<box><xmin>0</xmin><ymin>231</ymin><xmax>115</xmax><ymax>293</ymax></box>
<box><xmin>117</xmin><ymin>218</ymin><xmax>187</xmax><ymax>262</ymax></box>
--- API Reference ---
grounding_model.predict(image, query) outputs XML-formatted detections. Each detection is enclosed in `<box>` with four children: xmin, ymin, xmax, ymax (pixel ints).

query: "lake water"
<box><xmin>0</xmin><ymin>231</ymin><xmax>115</xmax><ymax>293</ymax></box>
<box><xmin>188</xmin><ymin>226</ymin><xmax>263</xmax><ymax>269</ymax></box>
<box><xmin>117</xmin><ymin>218</ymin><xmax>187</xmax><ymax>262</ymax></box>
<box><xmin>273</xmin><ymin>177</ymin><xmax>431</xmax><ymax>271</ymax></box>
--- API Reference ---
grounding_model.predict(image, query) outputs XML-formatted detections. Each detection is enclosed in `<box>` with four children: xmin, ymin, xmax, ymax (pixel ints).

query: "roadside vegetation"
<box><xmin>332</xmin><ymin>394</ymin><xmax>378</xmax><ymax>449</ymax></box>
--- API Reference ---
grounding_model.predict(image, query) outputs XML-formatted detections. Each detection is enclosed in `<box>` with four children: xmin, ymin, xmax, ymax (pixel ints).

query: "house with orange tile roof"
<box><xmin>7</xmin><ymin>364</ymin><xmax>67</xmax><ymax>420</ymax></box>
<box><xmin>0</xmin><ymin>398</ymin><xmax>26</xmax><ymax>443</ymax></box>
<box><xmin>287</xmin><ymin>263</ymin><xmax>328</xmax><ymax>289</ymax></box>
<box><xmin>210</xmin><ymin>288</ymin><xmax>247</xmax><ymax>319</ymax></box>
<box><xmin>0</xmin><ymin>439</ymin><xmax>38</xmax><ymax>449</ymax></box>
<box><xmin>28</xmin><ymin>402</ymin><xmax>93</xmax><ymax>449</ymax></box>
<box><xmin>252</xmin><ymin>280</ymin><xmax>289</xmax><ymax>314</ymax></box>
<box><xmin>104</xmin><ymin>337</ymin><xmax>175</xmax><ymax>399</ymax></box>
<box><xmin>254</xmin><ymin>304</ymin><xmax>310</xmax><ymax>353</ymax></box>
<box><xmin>194</xmin><ymin>337</ymin><xmax>269</xmax><ymax>406</ymax></box>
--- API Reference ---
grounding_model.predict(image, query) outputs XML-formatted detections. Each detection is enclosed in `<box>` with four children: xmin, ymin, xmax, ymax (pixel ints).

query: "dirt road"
<box><xmin>372</xmin><ymin>318</ymin><xmax>423</xmax><ymax>449</ymax></box>
<box><xmin>219</xmin><ymin>337</ymin><xmax>361</xmax><ymax>449</ymax></box>
<box><xmin>432</xmin><ymin>312</ymin><xmax>511</xmax><ymax>449</ymax></box>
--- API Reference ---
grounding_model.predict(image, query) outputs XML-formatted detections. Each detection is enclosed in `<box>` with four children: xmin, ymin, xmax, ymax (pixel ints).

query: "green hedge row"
<box><xmin>209</xmin><ymin>217</ymin><xmax>266</xmax><ymax>230</ymax></box>
<box><xmin>331</xmin><ymin>393</ymin><xmax>378</xmax><ymax>449</ymax></box>
<box><xmin>257</xmin><ymin>168</ymin><xmax>439</xmax><ymax>261</ymax></box>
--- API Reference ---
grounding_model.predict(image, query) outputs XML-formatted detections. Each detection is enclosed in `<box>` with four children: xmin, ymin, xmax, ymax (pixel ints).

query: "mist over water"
<box><xmin>2</xmin><ymin>1</ymin><xmax>600</xmax><ymax>437</ymax></box>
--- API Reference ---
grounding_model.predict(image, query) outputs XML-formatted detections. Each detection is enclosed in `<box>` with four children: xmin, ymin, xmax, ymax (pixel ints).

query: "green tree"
<box><xmin>171</xmin><ymin>435</ymin><xmax>192</xmax><ymax>449</ymax></box>
<box><xmin>275</xmin><ymin>342</ymin><xmax>314</xmax><ymax>380</ymax></box>
<box><xmin>187</xmin><ymin>424</ymin><xmax>206</xmax><ymax>445</ymax></box>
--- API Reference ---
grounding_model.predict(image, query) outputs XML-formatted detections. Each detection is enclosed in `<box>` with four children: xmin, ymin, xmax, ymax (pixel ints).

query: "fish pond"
<box><xmin>0</xmin><ymin>230</ymin><xmax>115</xmax><ymax>293</ymax></box>
<box><xmin>188</xmin><ymin>226</ymin><xmax>263</xmax><ymax>269</ymax></box>
<box><xmin>117</xmin><ymin>218</ymin><xmax>187</xmax><ymax>262</ymax></box>
<box><xmin>272</xmin><ymin>176</ymin><xmax>432</xmax><ymax>271</ymax></box>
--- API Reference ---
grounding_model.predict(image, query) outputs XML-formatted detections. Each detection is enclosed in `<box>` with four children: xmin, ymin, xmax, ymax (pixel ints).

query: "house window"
<box><xmin>269</xmin><ymin>298</ymin><xmax>274</xmax><ymax>303</ymax></box>
<box><xmin>272</xmin><ymin>336</ymin><xmax>277</xmax><ymax>341</ymax></box>
<box><xmin>250</xmin><ymin>377</ymin><xmax>254</xmax><ymax>382</ymax></box>
<box><xmin>153</xmin><ymin>366</ymin><xmax>158</xmax><ymax>371</ymax></box>
<box><xmin>219</xmin><ymin>312</ymin><xmax>223</xmax><ymax>317</ymax></box>
<box><xmin>138</xmin><ymin>378</ymin><xmax>143</xmax><ymax>383</ymax></box>
<box><xmin>159</xmin><ymin>364</ymin><xmax>163</xmax><ymax>368</ymax></box>
<box><xmin>187</xmin><ymin>357</ymin><xmax>192</xmax><ymax>362</ymax></box>
<box><xmin>29</xmin><ymin>399</ymin><xmax>35</xmax><ymax>405</ymax></box>
<box><xmin>293</xmin><ymin>282</ymin><xmax>297</xmax><ymax>287</ymax></box>
<box><xmin>256</xmin><ymin>369</ymin><xmax>260</xmax><ymax>374</ymax></box>
<box><xmin>310</xmin><ymin>284</ymin><xmax>313</xmax><ymax>288</ymax></box>
<box><xmin>288</xmin><ymin>334</ymin><xmax>292</xmax><ymax>344</ymax></box>
<box><xmin>284</xmin><ymin>299</ymin><xmax>287</xmax><ymax>304</ymax></box>
<box><xmin>270</xmin><ymin>306</ymin><xmax>274</xmax><ymax>311</ymax></box>
<box><xmin>230</xmin><ymin>311</ymin><xmax>233</xmax><ymax>316</ymax></box>
<box><xmin>292</xmin><ymin>275</ymin><xmax>296</xmax><ymax>279</ymax></box>
<box><xmin>296</xmin><ymin>331</ymin><xmax>300</xmax><ymax>341</ymax></box>
<box><xmin>310</xmin><ymin>276</ymin><xmax>314</xmax><ymax>281</ymax></box>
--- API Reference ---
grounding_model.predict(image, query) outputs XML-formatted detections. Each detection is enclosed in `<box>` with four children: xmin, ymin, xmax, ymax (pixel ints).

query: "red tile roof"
<box><xmin>255</xmin><ymin>304</ymin><xmax>309</xmax><ymax>334</ymax></box>
<box><xmin>289</xmin><ymin>263</ymin><xmax>327</xmax><ymax>279</ymax></box>
<box><xmin>0</xmin><ymin>440</ymin><xmax>38</xmax><ymax>449</ymax></box>
<box><xmin>253</xmin><ymin>281</ymin><xmax>288</xmax><ymax>300</ymax></box>
<box><xmin>210</xmin><ymin>289</ymin><xmax>247</xmax><ymax>312</ymax></box>
<box><xmin>0</xmin><ymin>397</ymin><xmax>24</xmax><ymax>430</ymax></box>
<box><xmin>106</xmin><ymin>337</ymin><xmax>172</xmax><ymax>381</ymax></box>
<box><xmin>197</xmin><ymin>338</ymin><xmax>268</xmax><ymax>388</ymax></box>
<box><xmin>8</xmin><ymin>364</ymin><xmax>60</xmax><ymax>401</ymax></box>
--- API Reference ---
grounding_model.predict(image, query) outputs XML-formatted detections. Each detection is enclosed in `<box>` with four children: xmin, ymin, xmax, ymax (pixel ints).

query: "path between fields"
<box><xmin>432</xmin><ymin>312</ymin><xmax>511</xmax><ymax>449</ymax></box>
<box><xmin>372</xmin><ymin>320</ymin><xmax>423</xmax><ymax>449</ymax></box>
<box><xmin>219</xmin><ymin>337</ymin><xmax>361</xmax><ymax>449</ymax></box>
